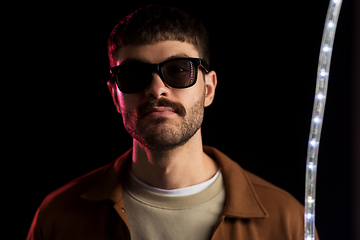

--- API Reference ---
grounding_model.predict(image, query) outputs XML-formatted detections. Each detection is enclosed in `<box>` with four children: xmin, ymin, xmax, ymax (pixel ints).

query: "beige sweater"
<box><xmin>122</xmin><ymin>171</ymin><xmax>226</xmax><ymax>240</ymax></box>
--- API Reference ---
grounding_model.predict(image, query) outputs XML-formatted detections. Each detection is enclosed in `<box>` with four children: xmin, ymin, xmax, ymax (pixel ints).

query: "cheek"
<box><xmin>181</xmin><ymin>78</ymin><xmax>206</xmax><ymax>106</ymax></box>
<box><xmin>117</xmin><ymin>89</ymin><xmax>142</xmax><ymax>113</ymax></box>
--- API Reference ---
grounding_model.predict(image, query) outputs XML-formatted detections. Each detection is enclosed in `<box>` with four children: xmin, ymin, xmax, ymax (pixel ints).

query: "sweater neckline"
<box><xmin>129</xmin><ymin>170</ymin><xmax>220</xmax><ymax>197</ymax></box>
<box><xmin>123</xmin><ymin>170</ymin><xmax>225</xmax><ymax>209</ymax></box>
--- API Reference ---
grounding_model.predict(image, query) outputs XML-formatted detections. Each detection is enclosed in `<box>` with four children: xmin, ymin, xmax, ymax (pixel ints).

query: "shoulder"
<box><xmin>206</xmin><ymin>146</ymin><xmax>305</xmax><ymax>238</ymax></box>
<box><xmin>34</xmin><ymin>166</ymin><xmax>107</xmax><ymax>222</ymax></box>
<box><xmin>205</xmin><ymin>146</ymin><xmax>303</xmax><ymax>211</ymax></box>
<box><xmin>39</xmin><ymin>165</ymin><xmax>107</xmax><ymax>210</ymax></box>
<box><xmin>28</xmin><ymin>150</ymin><xmax>134</xmax><ymax>239</ymax></box>
<box><xmin>244</xmin><ymin>170</ymin><xmax>305</xmax><ymax>238</ymax></box>
<box><xmin>244</xmin><ymin>170</ymin><xmax>304</xmax><ymax>214</ymax></box>
<box><xmin>35</xmin><ymin>149</ymin><xmax>132</xmax><ymax>217</ymax></box>
<box><xmin>205</xmin><ymin>146</ymin><xmax>304</xmax><ymax>222</ymax></box>
<box><xmin>27</xmin><ymin>164</ymin><xmax>110</xmax><ymax>239</ymax></box>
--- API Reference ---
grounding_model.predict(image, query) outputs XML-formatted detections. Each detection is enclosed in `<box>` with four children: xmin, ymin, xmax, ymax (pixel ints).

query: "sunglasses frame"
<box><xmin>110</xmin><ymin>57</ymin><xmax>209</xmax><ymax>94</ymax></box>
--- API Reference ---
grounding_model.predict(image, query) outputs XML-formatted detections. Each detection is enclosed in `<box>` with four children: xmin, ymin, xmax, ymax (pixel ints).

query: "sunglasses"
<box><xmin>110</xmin><ymin>58</ymin><xmax>209</xmax><ymax>94</ymax></box>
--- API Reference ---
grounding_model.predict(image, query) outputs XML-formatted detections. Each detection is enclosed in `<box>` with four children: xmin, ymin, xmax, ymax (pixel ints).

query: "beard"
<box><xmin>121</xmin><ymin>95</ymin><xmax>205</xmax><ymax>152</ymax></box>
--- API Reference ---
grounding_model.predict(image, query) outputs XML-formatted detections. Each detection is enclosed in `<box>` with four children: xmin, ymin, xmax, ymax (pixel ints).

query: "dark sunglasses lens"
<box><xmin>115</xmin><ymin>63</ymin><xmax>152</xmax><ymax>93</ymax></box>
<box><xmin>162</xmin><ymin>60</ymin><xmax>196</xmax><ymax>88</ymax></box>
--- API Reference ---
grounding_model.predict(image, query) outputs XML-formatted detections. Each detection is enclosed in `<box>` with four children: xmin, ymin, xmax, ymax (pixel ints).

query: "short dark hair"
<box><xmin>107</xmin><ymin>5</ymin><xmax>210</xmax><ymax>67</ymax></box>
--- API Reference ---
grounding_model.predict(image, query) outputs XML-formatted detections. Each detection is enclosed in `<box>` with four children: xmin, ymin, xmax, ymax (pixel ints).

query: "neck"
<box><xmin>130</xmin><ymin>129</ymin><xmax>218</xmax><ymax>190</ymax></box>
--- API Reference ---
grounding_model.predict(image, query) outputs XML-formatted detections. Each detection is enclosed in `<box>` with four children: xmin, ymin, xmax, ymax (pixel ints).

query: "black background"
<box><xmin>19</xmin><ymin>0</ymin><xmax>357</xmax><ymax>239</ymax></box>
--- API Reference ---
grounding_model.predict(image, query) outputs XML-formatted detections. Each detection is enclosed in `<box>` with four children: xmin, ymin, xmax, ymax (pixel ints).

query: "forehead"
<box><xmin>115</xmin><ymin>41</ymin><xmax>200</xmax><ymax>66</ymax></box>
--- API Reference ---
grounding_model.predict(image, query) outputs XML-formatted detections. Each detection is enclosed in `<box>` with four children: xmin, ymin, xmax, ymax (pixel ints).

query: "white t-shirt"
<box><xmin>129</xmin><ymin>170</ymin><xmax>220</xmax><ymax>196</ymax></box>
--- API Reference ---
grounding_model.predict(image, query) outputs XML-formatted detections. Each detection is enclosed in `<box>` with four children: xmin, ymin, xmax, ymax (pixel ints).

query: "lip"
<box><xmin>143</xmin><ymin>107</ymin><xmax>176</xmax><ymax>117</ymax></box>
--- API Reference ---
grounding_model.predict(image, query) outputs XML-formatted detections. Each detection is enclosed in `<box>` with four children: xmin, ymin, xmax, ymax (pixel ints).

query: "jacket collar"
<box><xmin>204</xmin><ymin>146</ymin><xmax>269</xmax><ymax>219</ymax></box>
<box><xmin>80</xmin><ymin>149</ymin><xmax>132</xmax><ymax>203</ymax></box>
<box><xmin>81</xmin><ymin>146</ymin><xmax>268</xmax><ymax>219</ymax></box>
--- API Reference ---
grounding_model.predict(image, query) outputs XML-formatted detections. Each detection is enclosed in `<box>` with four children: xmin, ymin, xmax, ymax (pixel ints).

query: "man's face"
<box><xmin>108</xmin><ymin>41</ymin><xmax>216</xmax><ymax>151</ymax></box>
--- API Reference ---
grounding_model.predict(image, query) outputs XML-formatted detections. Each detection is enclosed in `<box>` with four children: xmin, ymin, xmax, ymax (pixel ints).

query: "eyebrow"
<box><xmin>119</xmin><ymin>53</ymin><xmax>191</xmax><ymax>65</ymax></box>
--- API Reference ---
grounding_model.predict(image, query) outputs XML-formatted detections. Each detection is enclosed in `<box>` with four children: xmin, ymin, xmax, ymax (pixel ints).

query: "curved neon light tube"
<box><xmin>304</xmin><ymin>0</ymin><xmax>342</xmax><ymax>239</ymax></box>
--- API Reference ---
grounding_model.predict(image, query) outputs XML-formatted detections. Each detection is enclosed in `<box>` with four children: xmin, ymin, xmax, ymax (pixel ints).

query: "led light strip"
<box><xmin>304</xmin><ymin>0</ymin><xmax>342</xmax><ymax>239</ymax></box>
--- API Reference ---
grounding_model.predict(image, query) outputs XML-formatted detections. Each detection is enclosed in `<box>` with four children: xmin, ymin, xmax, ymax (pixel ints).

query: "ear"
<box><xmin>204</xmin><ymin>70</ymin><xmax>217</xmax><ymax>107</ymax></box>
<box><xmin>107</xmin><ymin>80</ymin><xmax>122</xmax><ymax>114</ymax></box>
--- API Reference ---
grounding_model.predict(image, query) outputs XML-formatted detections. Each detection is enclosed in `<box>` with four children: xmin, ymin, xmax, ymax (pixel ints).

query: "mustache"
<box><xmin>137</xmin><ymin>98</ymin><xmax>186</xmax><ymax>118</ymax></box>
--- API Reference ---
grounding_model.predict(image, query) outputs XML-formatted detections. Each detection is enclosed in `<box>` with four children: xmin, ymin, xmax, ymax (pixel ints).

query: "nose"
<box><xmin>144</xmin><ymin>72</ymin><xmax>170</xmax><ymax>98</ymax></box>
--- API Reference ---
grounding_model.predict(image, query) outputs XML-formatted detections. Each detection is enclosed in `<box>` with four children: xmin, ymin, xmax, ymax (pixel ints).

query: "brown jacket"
<box><xmin>27</xmin><ymin>146</ymin><xmax>316</xmax><ymax>240</ymax></box>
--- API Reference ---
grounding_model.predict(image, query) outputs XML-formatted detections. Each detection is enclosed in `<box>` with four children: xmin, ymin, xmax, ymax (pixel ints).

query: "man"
<box><xmin>27</xmin><ymin>5</ymin><xmax>317</xmax><ymax>240</ymax></box>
